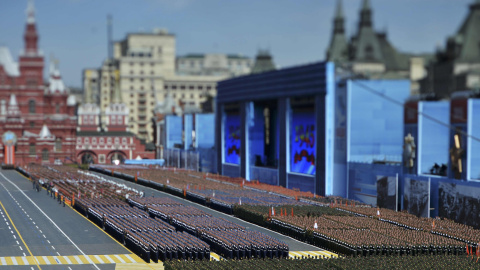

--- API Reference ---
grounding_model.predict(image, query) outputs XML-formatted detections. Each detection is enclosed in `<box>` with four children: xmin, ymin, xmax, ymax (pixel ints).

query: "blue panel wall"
<box><xmin>287</xmin><ymin>173</ymin><xmax>315</xmax><ymax>193</ymax></box>
<box><xmin>248</xmin><ymin>103</ymin><xmax>265</xmax><ymax>166</ymax></box>
<box><xmin>348</xmin><ymin>162</ymin><xmax>402</xmax><ymax>206</ymax></box>
<box><xmin>468</xmin><ymin>99</ymin><xmax>480</xmax><ymax>180</ymax></box>
<box><xmin>251</xmin><ymin>166</ymin><xmax>278</xmax><ymax>185</ymax></box>
<box><xmin>166</xmin><ymin>115</ymin><xmax>183</xmax><ymax>149</ymax></box>
<box><xmin>348</xmin><ymin>80</ymin><xmax>410</xmax><ymax>163</ymax></box>
<box><xmin>223</xmin><ymin>164</ymin><xmax>240</xmax><ymax>178</ymax></box>
<box><xmin>196</xmin><ymin>114</ymin><xmax>215</xmax><ymax>149</ymax></box>
<box><xmin>184</xmin><ymin>114</ymin><xmax>193</xmax><ymax>150</ymax></box>
<box><xmin>333</xmin><ymin>81</ymin><xmax>347</xmax><ymax>197</ymax></box>
<box><xmin>418</xmin><ymin>101</ymin><xmax>450</xmax><ymax>175</ymax></box>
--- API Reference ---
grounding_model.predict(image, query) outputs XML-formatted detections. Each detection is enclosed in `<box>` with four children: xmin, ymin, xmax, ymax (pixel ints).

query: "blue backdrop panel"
<box><xmin>166</xmin><ymin>115</ymin><xmax>182</xmax><ymax>149</ymax></box>
<box><xmin>224</xmin><ymin>113</ymin><xmax>241</xmax><ymax>164</ymax></box>
<box><xmin>184</xmin><ymin>114</ymin><xmax>193</xmax><ymax>150</ymax></box>
<box><xmin>468</xmin><ymin>99</ymin><xmax>480</xmax><ymax>180</ymax></box>
<box><xmin>418</xmin><ymin>101</ymin><xmax>450</xmax><ymax>175</ymax></box>
<box><xmin>288</xmin><ymin>173</ymin><xmax>314</xmax><ymax>193</ymax></box>
<box><xmin>290</xmin><ymin>109</ymin><xmax>315</xmax><ymax>175</ymax></box>
<box><xmin>196</xmin><ymin>114</ymin><xmax>215</xmax><ymax>149</ymax></box>
<box><xmin>348</xmin><ymin>80</ymin><xmax>410</xmax><ymax>163</ymax></box>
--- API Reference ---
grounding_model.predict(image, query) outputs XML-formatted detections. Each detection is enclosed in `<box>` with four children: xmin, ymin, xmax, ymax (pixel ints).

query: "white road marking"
<box><xmin>11</xmin><ymin>257</ymin><xmax>18</xmax><ymax>265</ymax></box>
<box><xmin>0</xmin><ymin>172</ymin><xmax>101</xmax><ymax>270</ymax></box>
<box><xmin>125</xmin><ymin>254</ymin><xmax>136</xmax><ymax>263</ymax></box>
<box><xmin>22</xmin><ymin>256</ymin><xmax>28</xmax><ymax>265</ymax></box>
<box><xmin>13</xmin><ymin>235</ymin><xmax>16</xmax><ymax>239</ymax></box>
<box><xmin>0</xmin><ymin>257</ymin><xmax>6</xmax><ymax>265</ymax></box>
<box><xmin>103</xmin><ymin>255</ymin><xmax>115</xmax><ymax>264</ymax></box>
<box><xmin>47</xmin><ymin>240</ymin><xmax>50</xmax><ymax>244</ymax></box>
<box><xmin>94</xmin><ymin>255</ymin><xmax>104</xmax><ymax>264</ymax></box>
<box><xmin>114</xmin><ymin>255</ymin><xmax>125</xmax><ymax>263</ymax></box>
<box><xmin>64</xmin><ymin>256</ymin><xmax>72</xmax><ymax>264</ymax></box>
<box><xmin>43</xmin><ymin>256</ymin><xmax>51</xmax><ymax>265</ymax></box>
<box><xmin>52</xmin><ymin>246</ymin><xmax>55</xmax><ymax>250</ymax></box>
<box><xmin>74</xmin><ymin>256</ymin><xmax>83</xmax><ymax>264</ymax></box>
<box><xmin>19</xmin><ymin>246</ymin><xmax>23</xmax><ymax>251</ymax></box>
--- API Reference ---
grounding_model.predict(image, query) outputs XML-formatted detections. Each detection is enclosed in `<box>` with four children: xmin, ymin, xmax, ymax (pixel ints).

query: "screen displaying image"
<box><xmin>290</xmin><ymin>109</ymin><xmax>315</xmax><ymax>175</ymax></box>
<box><xmin>224</xmin><ymin>113</ymin><xmax>240</xmax><ymax>164</ymax></box>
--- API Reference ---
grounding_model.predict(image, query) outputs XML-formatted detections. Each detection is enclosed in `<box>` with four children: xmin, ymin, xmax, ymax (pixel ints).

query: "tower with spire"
<box><xmin>326</xmin><ymin>0</ymin><xmax>411</xmax><ymax>78</ymax></box>
<box><xmin>0</xmin><ymin>0</ymin><xmax>77</xmax><ymax>165</ymax></box>
<box><xmin>326</xmin><ymin>0</ymin><xmax>348</xmax><ymax>65</ymax></box>
<box><xmin>19</xmin><ymin>0</ymin><xmax>44</xmax><ymax>87</ymax></box>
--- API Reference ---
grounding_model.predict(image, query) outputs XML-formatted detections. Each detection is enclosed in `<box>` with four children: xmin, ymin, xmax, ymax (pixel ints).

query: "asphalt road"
<box><xmin>90</xmin><ymin>170</ymin><xmax>324</xmax><ymax>252</ymax></box>
<box><xmin>0</xmin><ymin>169</ymin><xmax>135</xmax><ymax>270</ymax></box>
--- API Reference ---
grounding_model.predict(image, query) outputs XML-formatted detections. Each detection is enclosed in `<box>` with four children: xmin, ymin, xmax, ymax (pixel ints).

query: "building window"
<box><xmin>122</xmin><ymin>138</ymin><xmax>127</xmax><ymax>144</ymax></box>
<box><xmin>92</xmin><ymin>138</ymin><xmax>97</xmax><ymax>144</ymax></box>
<box><xmin>29</xmin><ymin>143</ymin><xmax>36</xmax><ymax>156</ymax></box>
<box><xmin>30</xmin><ymin>121</ymin><xmax>35</xmax><ymax>127</ymax></box>
<box><xmin>198</xmin><ymin>86</ymin><xmax>203</xmax><ymax>90</ymax></box>
<box><xmin>107</xmin><ymin>138</ymin><xmax>112</xmax><ymax>144</ymax></box>
<box><xmin>55</xmin><ymin>104</ymin><xmax>60</xmax><ymax>113</ymax></box>
<box><xmin>42</xmin><ymin>149</ymin><xmax>49</xmax><ymax>161</ymax></box>
<box><xmin>55</xmin><ymin>138</ymin><xmax>62</xmax><ymax>152</ymax></box>
<box><xmin>99</xmin><ymin>154</ymin><xmax>106</xmax><ymax>164</ymax></box>
<box><xmin>100</xmin><ymin>138</ymin><xmax>105</xmax><ymax>144</ymax></box>
<box><xmin>180</xmin><ymin>85</ymin><xmax>185</xmax><ymax>90</ymax></box>
<box><xmin>29</xmin><ymin>100</ymin><xmax>36</xmax><ymax>113</ymax></box>
<box><xmin>189</xmin><ymin>86</ymin><xmax>194</xmax><ymax>90</ymax></box>
<box><xmin>84</xmin><ymin>137</ymin><xmax>89</xmax><ymax>144</ymax></box>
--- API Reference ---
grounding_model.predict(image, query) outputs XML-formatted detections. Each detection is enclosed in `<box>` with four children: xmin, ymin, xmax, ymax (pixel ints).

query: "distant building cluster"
<box><xmin>83</xmin><ymin>29</ymin><xmax>276</xmax><ymax>143</ymax></box>
<box><xmin>326</xmin><ymin>0</ymin><xmax>480</xmax><ymax>97</ymax></box>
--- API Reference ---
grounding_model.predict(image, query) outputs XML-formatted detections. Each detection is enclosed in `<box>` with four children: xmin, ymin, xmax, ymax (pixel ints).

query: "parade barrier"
<box><xmin>164</xmin><ymin>255</ymin><xmax>480</xmax><ymax>270</ymax></box>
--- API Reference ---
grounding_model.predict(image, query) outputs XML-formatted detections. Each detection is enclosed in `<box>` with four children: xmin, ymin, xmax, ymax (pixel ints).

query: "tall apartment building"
<box><xmin>84</xmin><ymin>28</ymin><xmax>252</xmax><ymax>142</ymax></box>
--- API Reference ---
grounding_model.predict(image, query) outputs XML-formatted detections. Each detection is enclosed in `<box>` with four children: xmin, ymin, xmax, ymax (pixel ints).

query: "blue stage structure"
<box><xmin>216</xmin><ymin>62</ymin><xmax>335</xmax><ymax>196</ymax></box>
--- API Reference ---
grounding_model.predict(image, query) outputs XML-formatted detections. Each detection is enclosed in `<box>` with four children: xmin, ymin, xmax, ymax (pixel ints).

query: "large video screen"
<box><xmin>224</xmin><ymin>113</ymin><xmax>240</xmax><ymax>164</ymax></box>
<box><xmin>290</xmin><ymin>108</ymin><xmax>315</xmax><ymax>175</ymax></box>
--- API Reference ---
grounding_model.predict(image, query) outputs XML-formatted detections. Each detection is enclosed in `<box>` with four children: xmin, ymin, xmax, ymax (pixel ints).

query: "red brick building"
<box><xmin>0</xmin><ymin>1</ymin><xmax>77</xmax><ymax>165</ymax></box>
<box><xmin>76</xmin><ymin>71</ymin><xmax>155</xmax><ymax>164</ymax></box>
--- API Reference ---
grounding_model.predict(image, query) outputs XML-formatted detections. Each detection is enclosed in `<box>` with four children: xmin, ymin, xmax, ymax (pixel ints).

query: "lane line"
<box><xmin>0</xmin><ymin>200</ymin><xmax>41</xmax><ymax>270</ymax></box>
<box><xmin>0</xmin><ymin>172</ymin><xmax>100</xmax><ymax>270</ymax></box>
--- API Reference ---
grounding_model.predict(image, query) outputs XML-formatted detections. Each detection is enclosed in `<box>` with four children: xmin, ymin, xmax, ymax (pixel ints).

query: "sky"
<box><xmin>0</xmin><ymin>0</ymin><xmax>475</xmax><ymax>88</ymax></box>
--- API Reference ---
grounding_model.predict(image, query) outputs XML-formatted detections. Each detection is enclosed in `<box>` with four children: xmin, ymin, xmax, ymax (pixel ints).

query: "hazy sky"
<box><xmin>0</xmin><ymin>0</ymin><xmax>474</xmax><ymax>87</ymax></box>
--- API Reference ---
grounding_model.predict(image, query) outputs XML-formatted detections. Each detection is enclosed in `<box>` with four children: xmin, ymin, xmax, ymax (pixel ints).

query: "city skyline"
<box><xmin>0</xmin><ymin>0</ymin><xmax>473</xmax><ymax>87</ymax></box>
